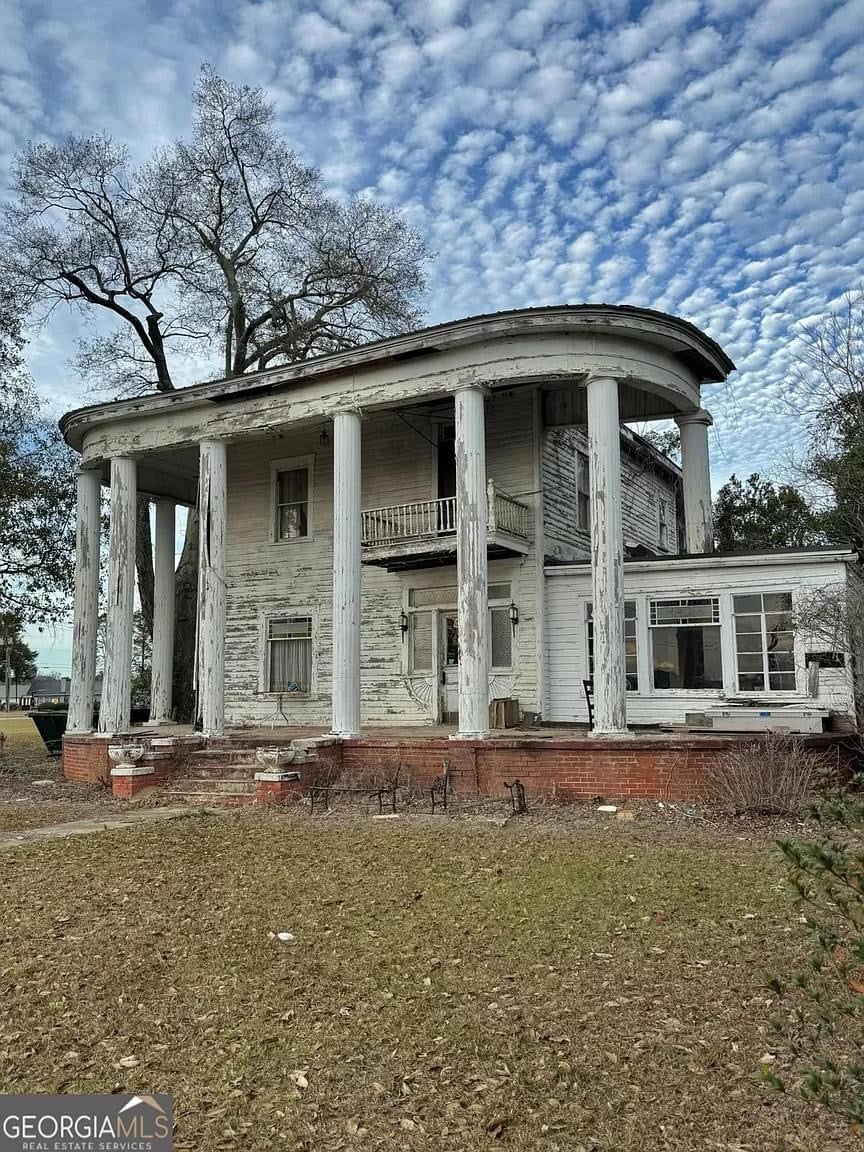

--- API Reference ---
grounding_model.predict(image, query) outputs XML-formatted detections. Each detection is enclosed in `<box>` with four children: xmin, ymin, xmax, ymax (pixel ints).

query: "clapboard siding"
<box><xmin>542</xmin><ymin>427</ymin><xmax>679</xmax><ymax>562</ymax></box>
<box><xmin>223</xmin><ymin>393</ymin><xmax>541</xmax><ymax>726</ymax></box>
<box><xmin>545</xmin><ymin>556</ymin><xmax>857</xmax><ymax>725</ymax></box>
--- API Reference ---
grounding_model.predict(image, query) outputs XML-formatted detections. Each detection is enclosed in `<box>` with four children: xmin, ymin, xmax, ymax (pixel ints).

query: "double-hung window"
<box><xmin>733</xmin><ymin>592</ymin><xmax>796</xmax><ymax>692</ymax></box>
<box><xmin>272</xmin><ymin>460</ymin><xmax>312</xmax><ymax>542</ymax></box>
<box><xmin>650</xmin><ymin>598</ymin><xmax>722</xmax><ymax>690</ymax></box>
<box><xmin>658</xmin><ymin>498</ymin><xmax>669</xmax><ymax>550</ymax></box>
<box><xmin>587</xmin><ymin>601</ymin><xmax>638</xmax><ymax>690</ymax></box>
<box><xmin>267</xmin><ymin>617</ymin><xmax>313</xmax><ymax>694</ymax></box>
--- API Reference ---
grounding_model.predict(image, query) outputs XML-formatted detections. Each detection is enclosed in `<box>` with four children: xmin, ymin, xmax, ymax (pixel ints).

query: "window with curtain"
<box><xmin>267</xmin><ymin>617</ymin><xmax>313</xmax><ymax>693</ymax></box>
<box><xmin>275</xmin><ymin>466</ymin><xmax>310</xmax><ymax>540</ymax></box>
<box><xmin>733</xmin><ymin>591</ymin><xmax>795</xmax><ymax>692</ymax></box>
<box><xmin>650</xmin><ymin>597</ymin><xmax>722</xmax><ymax>689</ymax></box>
<box><xmin>587</xmin><ymin>601</ymin><xmax>638</xmax><ymax>690</ymax></box>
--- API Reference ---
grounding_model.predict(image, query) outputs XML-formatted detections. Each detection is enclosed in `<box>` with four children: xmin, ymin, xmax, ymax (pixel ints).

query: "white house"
<box><xmin>59</xmin><ymin>305</ymin><xmax>860</xmax><ymax>748</ymax></box>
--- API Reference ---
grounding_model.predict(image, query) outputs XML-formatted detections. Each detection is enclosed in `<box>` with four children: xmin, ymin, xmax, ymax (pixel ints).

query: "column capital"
<box><xmin>453</xmin><ymin>382</ymin><xmax>490</xmax><ymax>397</ymax></box>
<box><xmin>674</xmin><ymin>407</ymin><xmax>713</xmax><ymax>429</ymax></box>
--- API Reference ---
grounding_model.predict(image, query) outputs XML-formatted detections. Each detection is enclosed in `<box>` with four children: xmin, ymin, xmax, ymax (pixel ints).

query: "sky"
<box><xmin>3</xmin><ymin>0</ymin><xmax>863</xmax><ymax>674</ymax></box>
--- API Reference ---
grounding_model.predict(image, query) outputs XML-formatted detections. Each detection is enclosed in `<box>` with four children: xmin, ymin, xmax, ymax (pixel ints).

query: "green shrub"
<box><xmin>766</xmin><ymin>774</ymin><xmax>864</xmax><ymax>1129</ymax></box>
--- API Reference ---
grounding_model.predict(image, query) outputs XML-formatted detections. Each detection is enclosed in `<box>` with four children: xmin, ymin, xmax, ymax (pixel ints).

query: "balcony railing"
<box><xmin>361</xmin><ymin>480</ymin><xmax>530</xmax><ymax>547</ymax></box>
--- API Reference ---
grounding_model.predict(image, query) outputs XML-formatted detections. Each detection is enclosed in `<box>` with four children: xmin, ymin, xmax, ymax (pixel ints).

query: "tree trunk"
<box><xmin>135</xmin><ymin>497</ymin><xmax>155</xmax><ymax>638</ymax></box>
<box><xmin>173</xmin><ymin>509</ymin><xmax>199</xmax><ymax>722</ymax></box>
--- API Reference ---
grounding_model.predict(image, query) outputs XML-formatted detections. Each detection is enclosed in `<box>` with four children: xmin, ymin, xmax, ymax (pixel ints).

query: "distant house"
<box><xmin>28</xmin><ymin>677</ymin><xmax>71</xmax><ymax>707</ymax></box>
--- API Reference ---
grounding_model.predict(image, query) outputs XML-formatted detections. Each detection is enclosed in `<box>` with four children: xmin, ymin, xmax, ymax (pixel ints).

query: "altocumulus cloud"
<box><xmin>1</xmin><ymin>0</ymin><xmax>863</xmax><ymax>484</ymax></box>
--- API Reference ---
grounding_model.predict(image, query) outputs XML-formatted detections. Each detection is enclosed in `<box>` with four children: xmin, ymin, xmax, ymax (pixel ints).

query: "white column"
<box><xmin>149</xmin><ymin>500</ymin><xmax>176</xmax><ymax>724</ymax></box>
<box><xmin>675</xmin><ymin>408</ymin><xmax>714</xmax><ymax>553</ymax></box>
<box><xmin>587</xmin><ymin>376</ymin><xmax>627</xmax><ymax>735</ymax></box>
<box><xmin>98</xmin><ymin>457</ymin><xmax>137</xmax><ymax>735</ymax></box>
<box><xmin>455</xmin><ymin>385</ymin><xmax>489</xmax><ymax>739</ymax></box>
<box><xmin>196</xmin><ymin>440</ymin><xmax>227</xmax><ymax>736</ymax></box>
<box><xmin>67</xmin><ymin>468</ymin><xmax>102</xmax><ymax>733</ymax></box>
<box><xmin>331</xmin><ymin>411</ymin><xmax>362</xmax><ymax>738</ymax></box>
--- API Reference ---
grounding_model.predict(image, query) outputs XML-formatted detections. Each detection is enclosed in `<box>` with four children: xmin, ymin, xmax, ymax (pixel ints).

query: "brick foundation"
<box><xmin>62</xmin><ymin>730</ymin><xmax>857</xmax><ymax>806</ymax></box>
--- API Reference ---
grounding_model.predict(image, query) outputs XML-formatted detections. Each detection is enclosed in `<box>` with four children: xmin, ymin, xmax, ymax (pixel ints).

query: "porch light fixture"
<box><xmin>509</xmin><ymin>600</ymin><xmax>519</xmax><ymax>633</ymax></box>
<box><xmin>400</xmin><ymin>610</ymin><xmax>409</xmax><ymax>636</ymax></box>
<box><xmin>319</xmin><ymin>425</ymin><xmax>331</xmax><ymax>448</ymax></box>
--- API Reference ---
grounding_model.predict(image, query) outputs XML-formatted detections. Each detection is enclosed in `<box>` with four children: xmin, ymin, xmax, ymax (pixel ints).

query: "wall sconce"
<box><xmin>400</xmin><ymin>610</ymin><xmax>409</xmax><ymax>637</ymax></box>
<box><xmin>509</xmin><ymin>600</ymin><xmax>519</xmax><ymax>634</ymax></box>
<box><xmin>319</xmin><ymin>426</ymin><xmax>331</xmax><ymax>448</ymax></box>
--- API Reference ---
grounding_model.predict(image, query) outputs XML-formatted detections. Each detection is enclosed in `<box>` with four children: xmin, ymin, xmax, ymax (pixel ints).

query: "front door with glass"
<box><xmin>440</xmin><ymin>612</ymin><xmax>459</xmax><ymax>723</ymax></box>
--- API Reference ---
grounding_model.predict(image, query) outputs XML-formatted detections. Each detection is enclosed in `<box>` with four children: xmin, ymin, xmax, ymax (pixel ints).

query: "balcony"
<box><xmin>361</xmin><ymin>480</ymin><xmax>532</xmax><ymax>571</ymax></box>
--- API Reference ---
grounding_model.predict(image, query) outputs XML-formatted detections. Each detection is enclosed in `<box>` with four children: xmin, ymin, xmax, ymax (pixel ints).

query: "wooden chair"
<box><xmin>583</xmin><ymin>679</ymin><xmax>594</xmax><ymax>730</ymax></box>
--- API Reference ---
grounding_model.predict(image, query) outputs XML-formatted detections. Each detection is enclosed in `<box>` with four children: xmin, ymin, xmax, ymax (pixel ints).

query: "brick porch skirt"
<box><xmin>62</xmin><ymin>730</ymin><xmax>855</xmax><ymax>804</ymax></box>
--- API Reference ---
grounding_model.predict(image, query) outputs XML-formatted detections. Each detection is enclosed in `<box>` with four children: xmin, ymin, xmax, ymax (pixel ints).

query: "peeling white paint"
<box><xmin>675</xmin><ymin>408</ymin><xmax>714</xmax><ymax>553</ymax></box>
<box><xmin>196</xmin><ymin>440</ymin><xmax>227</xmax><ymax>736</ymax></box>
<box><xmin>67</xmin><ymin>468</ymin><xmax>101</xmax><ymax>733</ymax></box>
<box><xmin>455</xmin><ymin>385</ymin><xmax>490</xmax><ymax>738</ymax></box>
<box><xmin>587</xmin><ymin>377</ymin><xmax>627</xmax><ymax>734</ymax></box>
<box><xmin>98</xmin><ymin>457</ymin><xmax>137</xmax><ymax>735</ymax></box>
<box><xmin>149</xmin><ymin>499</ymin><xmax>176</xmax><ymax>724</ymax></box>
<box><xmin>330</xmin><ymin>410</ymin><xmax>362</xmax><ymax>737</ymax></box>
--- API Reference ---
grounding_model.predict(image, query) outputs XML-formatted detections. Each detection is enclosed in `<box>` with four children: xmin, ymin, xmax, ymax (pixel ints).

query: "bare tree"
<box><xmin>790</xmin><ymin>287</ymin><xmax>864</xmax><ymax>550</ymax></box>
<box><xmin>2</xmin><ymin>65</ymin><xmax>431</xmax><ymax>719</ymax></box>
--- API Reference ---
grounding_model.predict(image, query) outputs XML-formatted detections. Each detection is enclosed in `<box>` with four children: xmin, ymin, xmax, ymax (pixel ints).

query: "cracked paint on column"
<box><xmin>68</xmin><ymin>469</ymin><xmax>102</xmax><ymax>733</ymax></box>
<box><xmin>149</xmin><ymin>499</ymin><xmax>176</xmax><ymax>724</ymax></box>
<box><xmin>455</xmin><ymin>385</ymin><xmax>490</xmax><ymax>738</ymax></box>
<box><xmin>196</xmin><ymin>440</ymin><xmax>227</xmax><ymax>736</ymax></box>
<box><xmin>98</xmin><ymin>457</ymin><xmax>136</xmax><ymax>735</ymax></box>
<box><xmin>588</xmin><ymin>376</ymin><xmax>627</xmax><ymax>734</ymax></box>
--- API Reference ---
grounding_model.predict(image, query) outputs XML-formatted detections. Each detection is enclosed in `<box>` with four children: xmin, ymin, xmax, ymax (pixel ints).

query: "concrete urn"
<box><xmin>107</xmin><ymin>744</ymin><xmax>146</xmax><ymax>769</ymax></box>
<box><xmin>255</xmin><ymin>747</ymin><xmax>298</xmax><ymax>770</ymax></box>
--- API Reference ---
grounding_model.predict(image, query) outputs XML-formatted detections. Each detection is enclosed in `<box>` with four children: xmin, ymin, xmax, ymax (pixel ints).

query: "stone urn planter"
<box><xmin>108</xmin><ymin>744</ymin><xmax>146</xmax><ymax>769</ymax></box>
<box><xmin>255</xmin><ymin>747</ymin><xmax>297</xmax><ymax>770</ymax></box>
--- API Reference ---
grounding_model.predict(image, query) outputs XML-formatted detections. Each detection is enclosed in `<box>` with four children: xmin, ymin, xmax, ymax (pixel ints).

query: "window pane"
<box><xmin>767</xmin><ymin>630</ymin><xmax>794</xmax><ymax>653</ymax></box>
<box><xmin>652</xmin><ymin>625</ymin><xmax>723</xmax><ymax>689</ymax></box>
<box><xmin>488</xmin><ymin>583</ymin><xmax>511</xmax><ymax>601</ymax></box>
<box><xmin>624</xmin><ymin>600</ymin><xmax>637</xmax><ymax>620</ymax></box>
<box><xmin>410</xmin><ymin>611</ymin><xmax>434</xmax><ymax>672</ymax></box>
<box><xmin>733</xmin><ymin>594</ymin><xmax>762</xmax><ymax>614</ymax></box>
<box><xmin>269</xmin><ymin>637</ymin><xmax>312</xmax><ymax>693</ymax></box>
<box><xmin>410</xmin><ymin>587</ymin><xmax>456</xmax><ymax>608</ymax></box>
<box><xmin>764</xmin><ymin>592</ymin><xmax>793</xmax><ymax>613</ymax></box>
<box><xmin>279</xmin><ymin>503</ymin><xmax>308</xmax><ymax>540</ymax></box>
<box><xmin>587</xmin><ymin>601</ymin><xmax>637</xmax><ymax>692</ymax></box>
<box><xmin>651</xmin><ymin>598</ymin><xmax>718</xmax><ymax>625</ymax></box>
<box><xmin>736</xmin><ymin>653</ymin><xmax>763</xmax><ymax>673</ymax></box>
<box><xmin>491</xmin><ymin>608</ymin><xmax>512</xmax><ymax>667</ymax></box>
<box><xmin>765</xmin><ymin>612</ymin><xmax>793</xmax><ymax>633</ymax></box>
<box><xmin>739</xmin><ymin>672</ymin><xmax>765</xmax><ymax>691</ymax></box>
<box><xmin>735</xmin><ymin>614</ymin><xmax>762</xmax><ymax>634</ymax></box>
<box><xmin>768</xmin><ymin>651</ymin><xmax>795</xmax><ymax>672</ymax></box>
<box><xmin>769</xmin><ymin>672</ymin><xmax>796</xmax><ymax>690</ymax></box>
<box><xmin>278</xmin><ymin>468</ymin><xmax>308</xmax><ymax>503</ymax></box>
<box><xmin>735</xmin><ymin>634</ymin><xmax>763</xmax><ymax>654</ymax></box>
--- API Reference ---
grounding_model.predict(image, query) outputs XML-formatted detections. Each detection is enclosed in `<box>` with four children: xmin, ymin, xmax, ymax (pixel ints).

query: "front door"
<box><xmin>440</xmin><ymin>612</ymin><xmax>459</xmax><ymax>723</ymax></box>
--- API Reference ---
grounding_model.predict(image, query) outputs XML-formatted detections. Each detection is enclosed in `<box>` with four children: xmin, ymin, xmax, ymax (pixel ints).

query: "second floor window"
<box><xmin>576</xmin><ymin>450</ymin><xmax>590</xmax><ymax>532</ymax></box>
<box><xmin>274</xmin><ymin>464</ymin><xmax>310</xmax><ymax>541</ymax></box>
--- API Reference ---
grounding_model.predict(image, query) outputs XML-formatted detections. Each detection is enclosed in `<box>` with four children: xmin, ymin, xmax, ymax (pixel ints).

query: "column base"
<box><xmin>327</xmin><ymin>730</ymin><xmax>361</xmax><ymax>740</ymax></box>
<box><xmin>589</xmin><ymin>728</ymin><xmax>631</xmax><ymax>739</ymax></box>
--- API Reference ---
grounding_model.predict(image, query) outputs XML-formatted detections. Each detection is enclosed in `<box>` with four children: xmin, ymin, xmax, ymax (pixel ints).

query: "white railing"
<box><xmin>361</xmin><ymin>481</ymin><xmax>530</xmax><ymax>547</ymax></box>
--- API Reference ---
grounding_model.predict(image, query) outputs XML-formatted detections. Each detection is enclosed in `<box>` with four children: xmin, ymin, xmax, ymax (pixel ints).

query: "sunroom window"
<box><xmin>650</xmin><ymin>597</ymin><xmax>722</xmax><ymax>690</ymax></box>
<box><xmin>267</xmin><ymin>617</ymin><xmax>312</xmax><ymax>693</ymax></box>
<box><xmin>733</xmin><ymin>592</ymin><xmax>796</xmax><ymax>692</ymax></box>
<box><xmin>587</xmin><ymin>601</ymin><xmax>638</xmax><ymax>690</ymax></box>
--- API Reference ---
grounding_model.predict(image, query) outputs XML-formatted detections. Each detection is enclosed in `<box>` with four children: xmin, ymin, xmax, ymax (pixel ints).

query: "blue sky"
<box><xmin>3</xmin><ymin>0</ymin><xmax>863</xmax><ymax>674</ymax></box>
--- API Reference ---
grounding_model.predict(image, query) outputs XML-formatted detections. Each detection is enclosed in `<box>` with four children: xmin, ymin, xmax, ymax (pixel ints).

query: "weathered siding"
<box><xmin>223</xmin><ymin>391</ymin><xmax>540</xmax><ymax>727</ymax></box>
<box><xmin>542</xmin><ymin>426</ymin><xmax>679</xmax><ymax>562</ymax></box>
<box><xmin>545</xmin><ymin>556</ymin><xmax>857</xmax><ymax>725</ymax></box>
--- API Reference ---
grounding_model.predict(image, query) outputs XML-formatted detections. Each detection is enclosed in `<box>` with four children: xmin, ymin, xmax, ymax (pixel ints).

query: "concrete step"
<box><xmin>158</xmin><ymin>789</ymin><xmax>256</xmax><ymax>808</ymax></box>
<box><xmin>180</xmin><ymin>764</ymin><xmax>262</xmax><ymax>779</ymax></box>
<box><xmin>163</xmin><ymin>777</ymin><xmax>256</xmax><ymax>795</ymax></box>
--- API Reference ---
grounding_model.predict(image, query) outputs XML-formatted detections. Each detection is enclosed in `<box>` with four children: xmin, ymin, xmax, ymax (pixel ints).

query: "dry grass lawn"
<box><xmin>0</xmin><ymin>810</ymin><xmax>857</xmax><ymax>1151</ymax></box>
